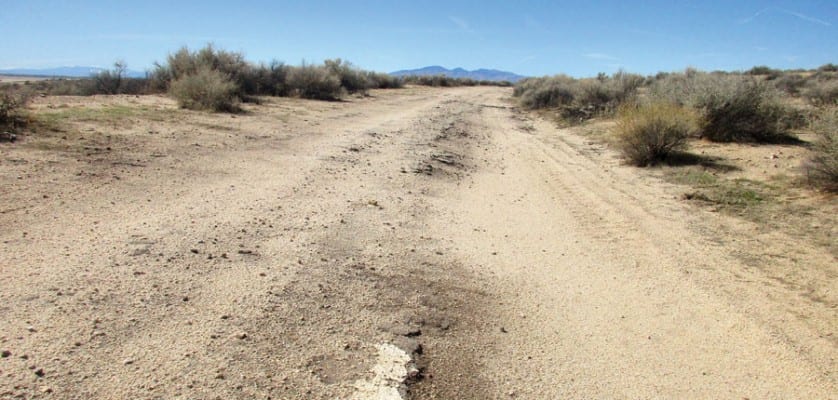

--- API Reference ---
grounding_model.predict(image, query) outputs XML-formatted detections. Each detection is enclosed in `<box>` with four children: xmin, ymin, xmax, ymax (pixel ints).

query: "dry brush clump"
<box><xmin>400</xmin><ymin>75</ymin><xmax>510</xmax><ymax>87</ymax></box>
<box><xmin>615</xmin><ymin>102</ymin><xmax>698</xmax><ymax>166</ymax></box>
<box><xmin>146</xmin><ymin>45</ymin><xmax>406</xmax><ymax>110</ymax></box>
<box><xmin>805</xmin><ymin>108</ymin><xmax>838</xmax><ymax>191</ymax></box>
<box><xmin>513</xmin><ymin>71</ymin><xmax>644</xmax><ymax>121</ymax></box>
<box><xmin>286</xmin><ymin>63</ymin><xmax>344</xmax><ymax>101</ymax></box>
<box><xmin>168</xmin><ymin>66</ymin><xmax>239</xmax><ymax>112</ymax></box>
<box><xmin>649</xmin><ymin>71</ymin><xmax>794</xmax><ymax>143</ymax></box>
<box><xmin>0</xmin><ymin>88</ymin><xmax>32</xmax><ymax>140</ymax></box>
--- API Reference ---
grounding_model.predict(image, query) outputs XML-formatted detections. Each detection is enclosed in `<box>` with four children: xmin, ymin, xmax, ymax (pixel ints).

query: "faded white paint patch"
<box><xmin>350</xmin><ymin>343</ymin><xmax>416</xmax><ymax>400</ymax></box>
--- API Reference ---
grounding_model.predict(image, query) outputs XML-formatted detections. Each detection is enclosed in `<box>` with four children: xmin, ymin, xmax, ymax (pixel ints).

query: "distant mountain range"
<box><xmin>390</xmin><ymin>66</ymin><xmax>526</xmax><ymax>83</ymax></box>
<box><xmin>0</xmin><ymin>66</ymin><xmax>146</xmax><ymax>78</ymax></box>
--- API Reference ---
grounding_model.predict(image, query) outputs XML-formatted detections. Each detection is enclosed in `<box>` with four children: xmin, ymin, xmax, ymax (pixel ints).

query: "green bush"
<box><xmin>615</xmin><ymin>102</ymin><xmax>698</xmax><ymax>166</ymax></box>
<box><xmin>168</xmin><ymin>67</ymin><xmax>239</xmax><ymax>112</ymax></box>
<box><xmin>806</xmin><ymin>108</ymin><xmax>838</xmax><ymax>191</ymax></box>
<box><xmin>287</xmin><ymin>63</ymin><xmax>343</xmax><ymax>100</ymax></box>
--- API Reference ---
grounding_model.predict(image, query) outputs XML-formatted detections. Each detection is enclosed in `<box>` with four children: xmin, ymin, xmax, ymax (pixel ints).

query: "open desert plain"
<box><xmin>0</xmin><ymin>85</ymin><xmax>835</xmax><ymax>399</ymax></box>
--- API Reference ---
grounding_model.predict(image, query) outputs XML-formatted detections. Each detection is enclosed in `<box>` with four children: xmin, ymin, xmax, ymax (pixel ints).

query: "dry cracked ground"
<box><xmin>0</xmin><ymin>86</ymin><xmax>835</xmax><ymax>399</ymax></box>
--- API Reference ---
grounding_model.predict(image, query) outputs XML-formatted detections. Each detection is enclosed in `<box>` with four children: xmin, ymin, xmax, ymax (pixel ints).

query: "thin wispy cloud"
<box><xmin>740</xmin><ymin>8</ymin><xmax>770</xmax><ymax>24</ymax></box>
<box><xmin>740</xmin><ymin>7</ymin><xmax>831</xmax><ymax>26</ymax></box>
<box><xmin>448</xmin><ymin>16</ymin><xmax>471</xmax><ymax>31</ymax></box>
<box><xmin>583</xmin><ymin>53</ymin><xmax>619</xmax><ymax>61</ymax></box>
<box><xmin>778</xmin><ymin>8</ymin><xmax>831</xmax><ymax>27</ymax></box>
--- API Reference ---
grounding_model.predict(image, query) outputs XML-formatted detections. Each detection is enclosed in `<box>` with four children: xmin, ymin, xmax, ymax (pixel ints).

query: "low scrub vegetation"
<box><xmin>287</xmin><ymin>63</ymin><xmax>344</xmax><ymax>101</ymax></box>
<box><xmin>150</xmin><ymin>46</ymin><xmax>406</xmax><ymax>109</ymax></box>
<box><xmin>401</xmin><ymin>75</ymin><xmax>511</xmax><ymax>87</ymax></box>
<box><xmin>615</xmin><ymin>102</ymin><xmax>698</xmax><ymax>166</ymax></box>
<box><xmin>0</xmin><ymin>89</ymin><xmax>31</xmax><ymax>138</ymax></box>
<box><xmin>169</xmin><ymin>66</ymin><xmax>239</xmax><ymax>112</ymax></box>
<box><xmin>805</xmin><ymin>108</ymin><xmax>838</xmax><ymax>191</ymax></box>
<box><xmin>0</xmin><ymin>44</ymin><xmax>407</xmax><ymax>112</ymax></box>
<box><xmin>650</xmin><ymin>71</ymin><xmax>794</xmax><ymax>142</ymax></box>
<box><xmin>513</xmin><ymin>71</ymin><xmax>644</xmax><ymax>121</ymax></box>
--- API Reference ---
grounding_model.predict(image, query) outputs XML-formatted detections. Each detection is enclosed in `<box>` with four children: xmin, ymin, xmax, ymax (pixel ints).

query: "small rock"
<box><xmin>234</xmin><ymin>332</ymin><xmax>248</xmax><ymax>340</ymax></box>
<box><xmin>1</xmin><ymin>350</ymin><xmax>11</xmax><ymax>358</ymax></box>
<box><xmin>123</xmin><ymin>358</ymin><xmax>134</xmax><ymax>365</ymax></box>
<box><xmin>190</xmin><ymin>249</ymin><xmax>199</xmax><ymax>254</ymax></box>
<box><xmin>500</xmin><ymin>327</ymin><xmax>508</xmax><ymax>333</ymax></box>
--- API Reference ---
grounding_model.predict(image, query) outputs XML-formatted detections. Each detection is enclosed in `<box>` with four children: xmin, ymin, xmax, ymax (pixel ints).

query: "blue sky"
<box><xmin>0</xmin><ymin>0</ymin><xmax>835</xmax><ymax>77</ymax></box>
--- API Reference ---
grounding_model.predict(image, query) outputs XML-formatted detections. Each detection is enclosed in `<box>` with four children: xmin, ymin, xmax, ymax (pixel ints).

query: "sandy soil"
<box><xmin>0</xmin><ymin>87</ymin><xmax>834</xmax><ymax>399</ymax></box>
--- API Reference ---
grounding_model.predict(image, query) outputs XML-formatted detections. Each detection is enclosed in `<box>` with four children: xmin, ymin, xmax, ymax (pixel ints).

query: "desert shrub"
<box><xmin>615</xmin><ymin>102</ymin><xmax>698</xmax><ymax>166</ymax></box>
<box><xmin>169</xmin><ymin>67</ymin><xmax>239</xmax><ymax>112</ymax></box>
<box><xmin>773</xmin><ymin>73</ymin><xmax>807</xmax><ymax>96</ymax></box>
<box><xmin>514</xmin><ymin>71</ymin><xmax>644</xmax><ymax>121</ymax></box>
<box><xmin>400</xmin><ymin>75</ymin><xmax>503</xmax><ymax>87</ymax></box>
<box><xmin>802</xmin><ymin>78</ymin><xmax>838</xmax><ymax>106</ymax></box>
<box><xmin>747</xmin><ymin>65</ymin><xmax>776</xmax><ymax>76</ymax></box>
<box><xmin>818</xmin><ymin>63</ymin><xmax>838</xmax><ymax>73</ymax></box>
<box><xmin>324</xmin><ymin>59</ymin><xmax>370</xmax><ymax>94</ymax></box>
<box><xmin>240</xmin><ymin>61</ymin><xmax>290</xmax><ymax>97</ymax></box>
<box><xmin>0</xmin><ymin>89</ymin><xmax>32</xmax><ymax>137</ymax></box>
<box><xmin>366</xmin><ymin>72</ymin><xmax>403</xmax><ymax>89</ymax></box>
<box><xmin>699</xmin><ymin>80</ymin><xmax>792</xmax><ymax>142</ymax></box>
<box><xmin>650</xmin><ymin>71</ymin><xmax>792</xmax><ymax>142</ymax></box>
<box><xmin>805</xmin><ymin>108</ymin><xmax>838</xmax><ymax>191</ymax></box>
<box><xmin>92</xmin><ymin>61</ymin><xmax>127</xmax><ymax>94</ymax></box>
<box><xmin>514</xmin><ymin>75</ymin><xmax>577</xmax><ymax>109</ymax></box>
<box><xmin>287</xmin><ymin>63</ymin><xmax>343</xmax><ymax>100</ymax></box>
<box><xmin>151</xmin><ymin>45</ymin><xmax>249</xmax><ymax>95</ymax></box>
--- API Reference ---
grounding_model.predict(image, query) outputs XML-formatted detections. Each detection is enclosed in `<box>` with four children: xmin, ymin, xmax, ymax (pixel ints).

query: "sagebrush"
<box><xmin>0</xmin><ymin>90</ymin><xmax>31</xmax><ymax>134</ymax></box>
<box><xmin>805</xmin><ymin>108</ymin><xmax>838</xmax><ymax>191</ymax></box>
<box><xmin>615</xmin><ymin>102</ymin><xmax>698</xmax><ymax>166</ymax></box>
<box><xmin>169</xmin><ymin>67</ymin><xmax>239</xmax><ymax>112</ymax></box>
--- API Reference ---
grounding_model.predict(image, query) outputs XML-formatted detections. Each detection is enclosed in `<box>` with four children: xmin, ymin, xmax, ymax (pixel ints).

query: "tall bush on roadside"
<box><xmin>615</xmin><ymin>102</ymin><xmax>698</xmax><ymax>166</ymax></box>
<box><xmin>169</xmin><ymin>66</ymin><xmax>239</xmax><ymax>112</ymax></box>
<box><xmin>324</xmin><ymin>59</ymin><xmax>370</xmax><ymax>94</ymax></box>
<box><xmin>0</xmin><ymin>89</ymin><xmax>32</xmax><ymax>135</ymax></box>
<box><xmin>805</xmin><ymin>108</ymin><xmax>838</xmax><ymax>191</ymax></box>
<box><xmin>287</xmin><ymin>63</ymin><xmax>343</xmax><ymax>100</ymax></box>
<box><xmin>650</xmin><ymin>70</ymin><xmax>792</xmax><ymax>142</ymax></box>
<box><xmin>699</xmin><ymin>80</ymin><xmax>791</xmax><ymax>142</ymax></box>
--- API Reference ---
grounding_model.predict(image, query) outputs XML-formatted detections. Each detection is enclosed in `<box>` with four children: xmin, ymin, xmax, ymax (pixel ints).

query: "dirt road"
<box><xmin>1</xmin><ymin>87</ymin><xmax>834</xmax><ymax>399</ymax></box>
